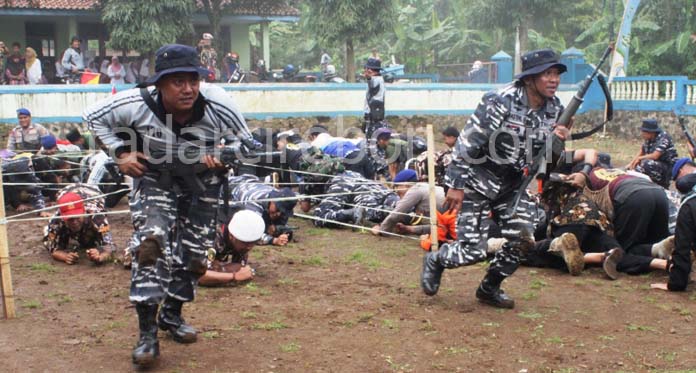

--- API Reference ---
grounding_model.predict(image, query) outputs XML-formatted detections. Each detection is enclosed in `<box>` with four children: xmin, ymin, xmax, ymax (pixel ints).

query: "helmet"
<box><xmin>283</xmin><ymin>64</ymin><xmax>296</xmax><ymax>75</ymax></box>
<box><xmin>229</xmin><ymin>52</ymin><xmax>239</xmax><ymax>62</ymax></box>
<box><xmin>202</xmin><ymin>33</ymin><xmax>214</xmax><ymax>40</ymax></box>
<box><xmin>257</xmin><ymin>59</ymin><xmax>265</xmax><ymax>68</ymax></box>
<box><xmin>326</xmin><ymin>65</ymin><xmax>336</xmax><ymax>75</ymax></box>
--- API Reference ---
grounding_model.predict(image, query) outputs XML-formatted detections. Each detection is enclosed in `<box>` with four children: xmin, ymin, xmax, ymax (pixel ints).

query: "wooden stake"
<box><xmin>426</xmin><ymin>124</ymin><xmax>439</xmax><ymax>252</ymax></box>
<box><xmin>0</xmin><ymin>162</ymin><xmax>16</xmax><ymax>319</ymax></box>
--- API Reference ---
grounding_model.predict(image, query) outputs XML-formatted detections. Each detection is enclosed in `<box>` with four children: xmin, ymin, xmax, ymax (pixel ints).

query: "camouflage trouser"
<box><xmin>128</xmin><ymin>173</ymin><xmax>221</xmax><ymax>305</ymax></box>
<box><xmin>436</xmin><ymin>188</ymin><xmax>536</xmax><ymax>280</ymax></box>
<box><xmin>314</xmin><ymin>182</ymin><xmax>398</xmax><ymax>227</ymax></box>
<box><xmin>635</xmin><ymin>159</ymin><xmax>670</xmax><ymax>188</ymax></box>
<box><xmin>363</xmin><ymin>120</ymin><xmax>390</xmax><ymax>140</ymax></box>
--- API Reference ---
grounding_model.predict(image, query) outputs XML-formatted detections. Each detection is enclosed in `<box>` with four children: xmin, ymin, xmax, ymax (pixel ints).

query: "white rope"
<box><xmin>2</xmin><ymin>188</ymin><xmax>127</xmax><ymax>222</ymax></box>
<box><xmin>4</xmin><ymin>209</ymin><xmax>131</xmax><ymax>223</ymax></box>
<box><xmin>3</xmin><ymin>182</ymin><xmax>122</xmax><ymax>186</ymax></box>
<box><xmin>307</xmin><ymin>194</ymin><xmax>430</xmax><ymax>221</ymax></box>
<box><xmin>1</xmin><ymin>167</ymin><xmax>82</xmax><ymax>176</ymax></box>
<box><xmin>294</xmin><ymin>212</ymin><xmax>420</xmax><ymax>240</ymax></box>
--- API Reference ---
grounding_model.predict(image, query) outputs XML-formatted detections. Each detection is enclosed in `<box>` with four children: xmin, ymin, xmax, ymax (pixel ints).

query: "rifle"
<box><xmin>505</xmin><ymin>45</ymin><xmax>614</xmax><ymax>217</ymax></box>
<box><xmin>677</xmin><ymin>114</ymin><xmax>696</xmax><ymax>159</ymax></box>
<box><xmin>274</xmin><ymin>225</ymin><xmax>299</xmax><ymax>242</ymax></box>
<box><xmin>146</xmin><ymin>140</ymin><xmax>280</xmax><ymax>194</ymax></box>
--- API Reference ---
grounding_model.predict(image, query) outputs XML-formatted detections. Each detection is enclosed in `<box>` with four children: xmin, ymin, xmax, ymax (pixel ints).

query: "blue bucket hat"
<box><xmin>40</xmin><ymin>135</ymin><xmax>57</xmax><ymax>149</ymax></box>
<box><xmin>364</xmin><ymin>57</ymin><xmax>382</xmax><ymax>70</ymax></box>
<box><xmin>640</xmin><ymin>119</ymin><xmax>661</xmax><ymax>133</ymax></box>
<box><xmin>137</xmin><ymin>44</ymin><xmax>209</xmax><ymax>88</ymax></box>
<box><xmin>672</xmin><ymin>157</ymin><xmax>692</xmax><ymax>180</ymax></box>
<box><xmin>515</xmin><ymin>49</ymin><xmax>567</xmax><ymax>80</ymax></box>
<box><xmin>394</xmin><ymin>169</ymin><xmax>418</xmax><ymax>183</ymax></box>
<box><xmin>16</xmin><ymin>108</ymin><xmax>30</xmax><ymax>117</ymax></box>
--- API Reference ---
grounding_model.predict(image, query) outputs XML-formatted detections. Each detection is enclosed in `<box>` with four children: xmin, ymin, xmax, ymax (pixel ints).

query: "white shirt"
<box><xmin>27</xmin><ymin>60</ymin><xmax>42</xmax><ymax>84</ymax></box>
<box><xmin>107</xmin><ymin>64</ymin><xmax>125</xmax><ymax>85</ymax></box>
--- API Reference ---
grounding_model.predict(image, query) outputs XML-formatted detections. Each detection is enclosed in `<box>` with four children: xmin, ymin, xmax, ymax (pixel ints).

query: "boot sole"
<box><xmin>603</xmin><ymin>248</ymin><xmax>624</xmax><ymax>280</ymax></box>
<box><xmin>132</xmin><ymin>354</ymin><xmax>158</xmax><ymax>368</ymax></box>
<box><xmin>476</xmin><ymin>296</ymin><xmax>515</xmax><ymax>309</ymax></box>
<box><xmin>558</xmin><ymin>233</ymin><xmax>584</xmax><ymax>276</ymax></box>
<box><xmin>420</xmin><ymin>254</ymin><xmax>443</xmax><ymax>296</ymax></box>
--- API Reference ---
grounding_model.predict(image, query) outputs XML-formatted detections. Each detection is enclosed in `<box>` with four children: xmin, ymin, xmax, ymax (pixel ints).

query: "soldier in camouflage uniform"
<box><xmin>313</xmin><ymin>171</ymin><xmax>399</xmax><ymax>227</ymax></box>
<box><xmin>199</xmin><ymin>210</ymin><xmax>265</xmax><ymax>286</ymax></box>
<box><xmin>421</xmin><ymin>49</ymin><xmax>570</xmax><ymax>309</ymax></box>
<box><xmin>43</xmin><ymin>184</ymin><xmax>115</xmax><ymax>265</ymax></box>
<box><xmin>628</xmin><ymin>119</ymin><xmax>678</xmax><ymax>188</ymax></box>
<box><xmin>84</xmin><ymin>44</ymin><xmax>253</xmax><ymax>367</ymax></box>
<box><xmin>225</xmin><ymin>174</ymin><xmax>297</xmax><ymax>246</ymax></box>
<box><xmin>1</xmin><ymin>151</ymin><xmax>48</xmax><ymax>214</ymax></box>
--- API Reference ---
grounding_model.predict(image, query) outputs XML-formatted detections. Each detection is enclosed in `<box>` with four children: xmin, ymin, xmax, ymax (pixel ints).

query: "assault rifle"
<box><xmin>677</xmin><ymin>114</ymin><xmax>696</xmax><ymax>159</ymax></box>
<box><xmin>145</xmin><ymin>140</ymin><xmax>280</xmax><ymax>194</ymax></box>
<box><xmin>274</xmin><ymin>225</ymin><xmax>299</xmax><ymax>242</ymax></box>
<box><xmin>505</xmin><ymin>45</ymin><xmax>614</xmax><ymax>217</ymax></box>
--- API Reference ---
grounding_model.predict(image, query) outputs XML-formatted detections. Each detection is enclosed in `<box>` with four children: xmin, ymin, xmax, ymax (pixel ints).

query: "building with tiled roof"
<box><xmin>0</xmin><ymin>0</ymin><xmax>299</xmax><ymax>80</ymax></box>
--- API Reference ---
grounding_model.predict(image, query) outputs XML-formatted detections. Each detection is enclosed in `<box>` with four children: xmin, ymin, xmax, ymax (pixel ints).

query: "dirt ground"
<box><xmin>2</xmin><ymin>137</ymin><xmax>696</xmax><ymax>372</ymax></box>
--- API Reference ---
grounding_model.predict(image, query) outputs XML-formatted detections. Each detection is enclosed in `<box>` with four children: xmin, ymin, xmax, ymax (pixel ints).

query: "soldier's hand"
<box><xmin>273</xmin><ymin>234</ymin><xmax>289</xmax><ymax>246</ymax></box>
<box><xmin>202</xmin><ymin>154</ymin><xmax>224</xmax><ymax>170</ymax></box>
<box><xmin>445</xmin><ymin>188</ymin><xmax>464</xmax><ymax>212</ymax></box>
<box><xmin>370</xmin><ymin>224</ymin><xmax>382</xmax><ymax>236</ymax></box>
<box><xmin>86</xmin><ymin>248</ymin><xmax>101</xmax><ymax>262</ymax></box>
<box><xmin>65</xmin><ymin>252</ymin><xmax>79</xmax><ymax>265</ymax></box>
<box><xmin>553</xmin><ymin>125</ymin><xmax>570</xmax><ymax>141</ymax></box>
<box><xmin>563</xmin><ymin>172</ymin><xmax>587</xmax><ymax>188</ymax></box>
<box><xmin>234</xmin><ymin>265</ymin><xmax>254</xmax><ymax>281</ymax></box>
<box><xmin>117</xmin><ymin>151</ymin><xmax>148</xmax><ymax>177</ymax></box>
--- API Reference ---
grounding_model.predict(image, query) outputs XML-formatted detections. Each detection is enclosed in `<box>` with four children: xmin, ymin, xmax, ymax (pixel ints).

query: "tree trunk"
<box><xmin>345</xmin><ymin>38</ymin><xmax>355</xmax><ymax>83</ymax></box>
<box><xmin>519</xmin><ymin>19</ymin><xmax>529</xmax><ymax>54</ymax></box>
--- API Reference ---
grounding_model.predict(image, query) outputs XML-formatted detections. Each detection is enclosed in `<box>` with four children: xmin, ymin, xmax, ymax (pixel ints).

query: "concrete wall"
<box><xmin>0</xmin><ymin>83</ymin><xmax>579</xmax><ymax>124</ymax></box>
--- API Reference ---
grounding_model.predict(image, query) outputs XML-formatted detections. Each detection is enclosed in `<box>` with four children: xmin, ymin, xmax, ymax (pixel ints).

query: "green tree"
<box><xmin>102</xmin><ymin>0</ymin><xmax>194</xmax><ymax>72</ymax></box>
<box><xmin>304</xmin><ymin>0</ymin><xmax>397</xmax><ymax>82</ymax></box>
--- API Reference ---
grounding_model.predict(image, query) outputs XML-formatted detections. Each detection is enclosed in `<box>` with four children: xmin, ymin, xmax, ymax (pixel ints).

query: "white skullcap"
<box><xmin>229</xmin><ymin>210</ymin><xmax>265</xmax><ymax>243</ymax></box>
<box><xmin>203</xmin><ymin>33</ymin><xmax>214</xmax><ymax>40</ymax></box>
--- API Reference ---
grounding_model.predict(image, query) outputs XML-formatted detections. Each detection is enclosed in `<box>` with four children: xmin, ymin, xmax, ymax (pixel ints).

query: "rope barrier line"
<box><xmin>241</xmin><ymin>162</ymin><xmax>418</xmax><ymax>186</ymax></box>
<box><xmin>3</xmin><ymin>209</ymin><xmax>131</xmax><ymax>224</ymax></box>
<box><xmin>294</xmin><ymin>212</ymin><xmax>420</xmax><ymax>240</ymax></box>
<box><xmin>307</xmin><ymin>194</ymin><xmax>431</xmax><ymax>221</ymax></box>
<box><xmin>3</xmin><ymin>182</ymin><xmax>122</xmax><ymax>186</ymax></box>
<box><xmin>1</xmin><ymin>167</ymin><xmax>82</xmax><ymax>176</ymax></box>
<box><xmin>3</xmin><ymin>188</ymin><xmax>127</xmax><ymax>222</ymax></box>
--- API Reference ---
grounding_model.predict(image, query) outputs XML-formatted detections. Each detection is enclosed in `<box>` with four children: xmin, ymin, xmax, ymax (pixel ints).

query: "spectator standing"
<box><xmin>0</xmin><ymin>41</ymin><xmax>8</xmax><ymax>84</ymax></box>
<box><xmin>62</xmin><ymin>36</ymin><xmax>85</xmax><ymax>84</ymax></box>
<box><xmin>107</xmin><ymin>56</ymin><xmax>125</xmax><ymax>85</ymax></box>
<box><xmin>25</xmin><ymin>47</ymin><xmax>43</xmax><ymax>84</ymax></box>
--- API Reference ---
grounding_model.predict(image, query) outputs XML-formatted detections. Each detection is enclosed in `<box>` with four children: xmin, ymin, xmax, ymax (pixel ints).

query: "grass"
<box><xmin>357</xmin><ymin>312</ymin><xmax>375</xmax><ymax>323</ymax></box>
<box><xmin>482</xmin><ymin>322</ymin><xmax>500</xmax><ymax>328</ymax></box>
<box><xmin>382</xmin><ymin>319</ymin><xmax>398</xmax><ymax>330</ymax></box>
<box><xmin>445</xmin><ymin>346</ymin><xmax>468</xmax><ymax>355</ymax></box>
<box><xmin>518</xmin><ymin>311</ymin><xmax>543</xmax><ymax>319</ymax></box>
<box><xmin>305</xmin><ymin>228</ymin><xmax>330</xmax><ymax>236</ymax></box>
<box><xmin>251</xmin><ymin>321</ymin><xmax>289</xmax><ymax>331</ymax></box>
<box><xmin>302</xmin><ymin>255</ymin><xmax>326</xmax><ymax>266</ymax></box>
<box><xmin>241</xmin><ymin>311</ymin><xmax>257</xmax><ymax>319</ymax></box>
<box><xmin>626</xmin><ymin>324</ymin><xmax>656</xmax><ymax>332</ymax></box>
<box><xmin>346</xmin><ymin>250</ymin><xmax>383</xmax><ymax>270</ymax></box>
<box><xmin>529</xmin><ymin>278</ymin><xmax>548</xmax><ymax>290</ymax></box>
<box><xmin>522</xmin><ymin>291</ymin><xmax>538</xmax><ymax>300</ymax></box>
<box><xmin>280</xmin><ymin>342</ymin><xmax>301</xmax><ymax>352</ymax></box>
<box><xmin>277</xmin><ymin>277</ymin><xmax>298</xmax><ymax>286</ymax></box>
<box><xmin>22</xmin><ymin>300</ymin><xmax>41</xmax><ymax>309</ymax></box>
<box><xmin>202</xmin><ymin>331</ymin><xmax>220</xmax><ymax>339</ymax></box>
<box><xmin>29</xmin><ymin>263</ymin><xmax>57</xmax><ymax>273</ymax></box>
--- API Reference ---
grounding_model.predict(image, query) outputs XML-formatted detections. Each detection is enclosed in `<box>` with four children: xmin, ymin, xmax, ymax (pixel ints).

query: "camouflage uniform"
<box><xmin>43</xmin><ymin>184</ymin><xmax>115</xmax><ymax>255</ymax></box>
<box><xmin>438</xmin><ymin>82</ymin><xmax>563</xmax><ymax>280</ymax></box>
<box><xmin>635</xmin><ymin>130</ymin><xmax>678</xmax><ymax>188</ymax></box>
<box><xmin>225</xmin><ymin>174</ymin><xmax>289</xmax><ymax>245</ymax></box>
<box><xmin>208</xmin><ymin>223</ymin><xmax>247</xmax><ymax>269</ymax></box>
<box><xmin>2</xmin><ymin>155</ymin><xmax>46</xmax><ymax>210</ymax></box>
<box><xmin>313</xmin><ymin>171</ymin><xmax>399</xmax><ymax>227</ymax></box>
<box><xmin>84</xmin><ymin>83</ymin><xmax>253</xmax><ymax>305</ymax></box>
<box><xmin>80</xmin><ymin>150</ymin><xmax>129</xmax><ymax>208</ymax></box>
<box><xmin>363</xmin><ymin>75</ymin><xmax>389</xmax><ymax>138</ymax></box>
<box><xmin>6</xmin><ymin>122</ymin><xmax>49</xmax><ymax>151</ymax></box>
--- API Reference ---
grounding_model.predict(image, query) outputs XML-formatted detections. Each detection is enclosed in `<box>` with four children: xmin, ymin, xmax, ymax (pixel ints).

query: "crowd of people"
<box><xmin>4</xmin><ymin>43</ymin><xmax>696</xmax><ymax>368</ymax></box>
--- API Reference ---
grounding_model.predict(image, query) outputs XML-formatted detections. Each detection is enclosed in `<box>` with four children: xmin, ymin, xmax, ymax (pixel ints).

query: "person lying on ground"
<box><xmin>43</xmin><ymin>184</ymin><xmax>114</xmax><ymax>265</ymax></box>
<box><xmin>199</xmin><ymin>211</ymin><xmax>264</xmax><ymax>286</ymax></box>
<box><xmin>371</xmin><ymin>169</ymin><xmax>444</xmax><ymax>236</ymax></box>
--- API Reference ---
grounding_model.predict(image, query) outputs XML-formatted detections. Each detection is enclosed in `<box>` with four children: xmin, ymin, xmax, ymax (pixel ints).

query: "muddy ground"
<box><xmin>2</xmin><ymin>137</ymin><xmax>696</xmax><ymax>372</ymax></box>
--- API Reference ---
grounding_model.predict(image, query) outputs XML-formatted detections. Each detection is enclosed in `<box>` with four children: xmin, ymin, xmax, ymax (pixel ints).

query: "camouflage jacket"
<box><xmin>43</xmin><ymin>184</ymin><xmax>115</xmax><ymax>254</ymax></box>
<box><xmin>445</xmin><ymin>83</ymin><xmax>563</xmax><ymax>200</ymax></box>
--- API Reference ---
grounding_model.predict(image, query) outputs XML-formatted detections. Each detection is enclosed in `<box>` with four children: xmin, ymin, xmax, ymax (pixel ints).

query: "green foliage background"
<box><xmin>274</xmin><ymin>0</ymin><xmax>695</xmax><ymax>78</ymax></box>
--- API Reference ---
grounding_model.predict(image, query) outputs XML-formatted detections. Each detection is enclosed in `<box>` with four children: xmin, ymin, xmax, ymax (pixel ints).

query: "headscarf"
<box><xmin>25</xmin><ymin>47</ymin><xmax>37</xmax><ymax>70</ymax></box>
<box><xmin>6</xmin><ymin>53</ymin><xmax>24</xmax><ymax>75</ymax></box>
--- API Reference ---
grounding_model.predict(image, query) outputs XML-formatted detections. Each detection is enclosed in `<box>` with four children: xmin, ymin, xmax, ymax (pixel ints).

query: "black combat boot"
<box><xmin>132</xmin><ymin>303</ymin><xmax>160</xmax><ymax>367</ymax></box>
<box><xmin>420</xmin><ymin>251</ymin><xmax>445</xmax><ymax>296</ymax></box>
<box><xmin>158</xmin><ymin>298</ymin><xmax>197</xmax><ymax>343</ymax></box>
<box><xmin>335</xmin><ymin>208</ymin><xmax>356</xmax><ymax>223</ymax></box>
<box><xmin>476</xmin><ymin>273</ymin><xmax>515</xmax><ymax>309</ymax></box>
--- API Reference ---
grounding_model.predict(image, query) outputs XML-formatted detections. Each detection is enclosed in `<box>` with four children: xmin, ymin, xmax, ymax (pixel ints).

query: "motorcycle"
<box><xmin>227</xmin><ymin>67</ymin><xmax>247</xmax><ymax>83</ymax></box>
<box><xmin>323</xmin><ymin>65</ymin><xmax>345</xmax><ymax>83</ymax></box>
